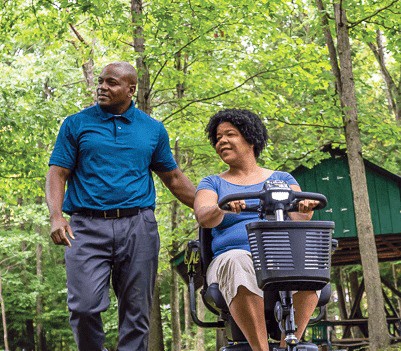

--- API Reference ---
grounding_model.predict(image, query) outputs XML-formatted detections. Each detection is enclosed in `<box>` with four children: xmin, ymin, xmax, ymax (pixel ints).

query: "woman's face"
<box><xmin>215</xmin><ymin>122</ymin><xmax>254</xmax><ymax>164</ymax></box>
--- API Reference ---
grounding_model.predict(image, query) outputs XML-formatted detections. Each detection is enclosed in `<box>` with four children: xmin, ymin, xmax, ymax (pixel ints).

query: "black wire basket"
<box><xmin>246</xmin><ymin>221</ymin><xmax>335</xmax><ymax>291</ymax></box>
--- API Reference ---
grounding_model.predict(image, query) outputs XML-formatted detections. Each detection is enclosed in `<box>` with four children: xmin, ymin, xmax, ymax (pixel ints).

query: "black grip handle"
<box><xmin>220</xmin><ymin>203</ymin><xmax>260</xmax><ymax>212</ymax></box>
<box><xmin>218</xmin><ymin>191</ymin><xmax>262</xmax><ymax>210</ymax></box>
<box><xmin>291</xmin><ymin>192</ymin><xmax>327</xmax><ymax>210</ymax></box>
<box><xmin>220</xmin><ymin>203</ymin><xmax>231</xmax><ymax>211</ymax></box>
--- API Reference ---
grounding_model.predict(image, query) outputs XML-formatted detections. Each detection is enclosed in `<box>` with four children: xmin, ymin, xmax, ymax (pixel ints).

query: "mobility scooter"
<box><xmin>185</xmin><ymin>180</ymin><xmax>336</xmax><ymax>351</ymax></box>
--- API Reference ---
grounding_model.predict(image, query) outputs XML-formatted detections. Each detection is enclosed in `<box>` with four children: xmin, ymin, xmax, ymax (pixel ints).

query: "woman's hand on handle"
<box><xmin>226</xmin><ymin>200</ymin><xmax>246</xmax><ymax>213</ymax></box>
<box><xmin>289</xmin><ymin>184</ymin><xmax>317</xmax><ymax>221</ymax></box>
<box><xmin>194</xmin><ymin>190</ymin><xmax>247</xmax><ymax>228</ymax></box>
<box><xmin>298</xmin><ymin>199</ymin><xmax>319</xmax><ymax>213</ymax></box>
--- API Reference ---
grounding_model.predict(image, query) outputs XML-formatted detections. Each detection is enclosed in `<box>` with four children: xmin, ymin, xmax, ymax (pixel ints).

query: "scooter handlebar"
<box><xmin>218</xmin><ymin>191</ymin><xmax>263</xmax><ymax>211</ymax></box>
<box><xmin>218</xmin><ymin>190</ymin><xmax>328</xmax><ymax>213</ymax></box>
<box><xmin>291</xmin><ymin>191</ymin><xmax>327</xmax><ymax>211</ymax></box>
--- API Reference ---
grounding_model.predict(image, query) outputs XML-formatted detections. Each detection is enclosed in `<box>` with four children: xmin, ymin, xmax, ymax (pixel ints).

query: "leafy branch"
<box><xmin>122</xmin><ymin>21</ymin><xmax>229</xmax><ymax>99</ymax></box>
<box><xmin>162</xmin><ymin>63</ymin><xmax>315</xmax><ymax>124</ymax></box>
<box><xmin>268</xmin><ymin>117</ymin><xmax>342</xmax><ymax>130</ymax></box>
<box><xmin>348</xmin><ymin>0</ymin><xmax>400</xmax><ymax>28</ymax></box>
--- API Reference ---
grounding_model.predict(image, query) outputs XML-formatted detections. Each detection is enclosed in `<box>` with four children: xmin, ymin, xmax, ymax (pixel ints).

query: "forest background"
<box><xmin>1</xmin><ymin>0</ymin><xmax>401</xmax><ymax>350</ymax></box>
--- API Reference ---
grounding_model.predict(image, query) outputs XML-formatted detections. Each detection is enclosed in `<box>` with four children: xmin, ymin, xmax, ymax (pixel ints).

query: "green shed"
<box><xmin>291</xmin><ymin>147</ymin><xmax>401</xmax><ymax>265</ymax></box>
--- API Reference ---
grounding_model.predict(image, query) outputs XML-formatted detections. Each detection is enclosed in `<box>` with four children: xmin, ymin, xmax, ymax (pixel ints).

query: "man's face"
<box><xmin>97</xmin><ymin>65</ymin><xmax>136</xmax><ymax>113</ymax></box>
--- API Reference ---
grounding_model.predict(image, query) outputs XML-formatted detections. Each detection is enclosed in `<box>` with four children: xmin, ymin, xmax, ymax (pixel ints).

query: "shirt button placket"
<box><xmin>113</xmin><ymin>115</ymin><xmax>122</xmax><ymax>143</ymax></box>
<box><xmin>117</xmin><ymin>123</ymin><xmax>122</xmax><ymax>143</ymax></box>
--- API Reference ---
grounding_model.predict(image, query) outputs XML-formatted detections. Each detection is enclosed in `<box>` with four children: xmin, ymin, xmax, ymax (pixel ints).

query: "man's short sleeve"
<box><xmin>150</xmin><ymin>123</ymin><xmax>178</xmax><ymax>172</ymax></box>
<box><xmin>48</xmin><ymin>118</ymin><xmax>78</xmax><ymax>170</ymax></box>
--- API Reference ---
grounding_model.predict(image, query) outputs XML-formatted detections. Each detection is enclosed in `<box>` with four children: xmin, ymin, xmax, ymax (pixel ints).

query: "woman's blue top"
<box><xmin>197</xmin><ymin>171</ymin><xmax>298</xmax><ymax>258</ymax></box>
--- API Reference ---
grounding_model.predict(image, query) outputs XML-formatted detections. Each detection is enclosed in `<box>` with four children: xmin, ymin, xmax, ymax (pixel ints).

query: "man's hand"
<box><xmin>50</xmin><ymin>215</ymin><xmax>75</xmax><ymax>247</ymax></box>
<box><xmin>46</xmin><ymin>165</ymin><xmax>73</xmax><ymax>245</ymax></box>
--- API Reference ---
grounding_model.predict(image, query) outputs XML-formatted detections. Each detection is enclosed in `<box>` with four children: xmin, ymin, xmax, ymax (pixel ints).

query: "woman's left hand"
<box><xmin>298</xmin><ymin>200</ymin><xmax>319</xmax><ymax>213</ymax></box>
<box><xmin>227</xmin><ymin>200</ymin><xmax>246</xmax><ymax>213</ymax></box>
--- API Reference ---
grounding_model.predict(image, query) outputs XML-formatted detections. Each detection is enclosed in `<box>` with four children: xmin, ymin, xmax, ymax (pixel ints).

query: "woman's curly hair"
<box><xmin>206</xmin><ymin>108</ymin><xmax>268</xmax><ymax>158</ymax></box>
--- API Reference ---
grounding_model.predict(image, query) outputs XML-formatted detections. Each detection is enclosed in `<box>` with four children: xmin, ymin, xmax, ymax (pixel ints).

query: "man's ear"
<box><xmin>128</xmin><ymin>84</ymin><xmax>136</xmax><ymax>97</ymax></box>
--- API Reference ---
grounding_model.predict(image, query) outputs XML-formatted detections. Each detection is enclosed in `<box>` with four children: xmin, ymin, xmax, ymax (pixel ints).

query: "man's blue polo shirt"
<box><xmin>49</xmin><ymin>103</ymin><xmax>178</xmax><ymax>214</ymax></box>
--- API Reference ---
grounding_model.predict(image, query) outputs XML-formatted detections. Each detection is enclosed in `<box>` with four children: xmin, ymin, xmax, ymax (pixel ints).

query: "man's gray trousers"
<box><xmin>66</xmin><ymin>209</ymin><xmax>159</xmax><ymax>351</ymax></box>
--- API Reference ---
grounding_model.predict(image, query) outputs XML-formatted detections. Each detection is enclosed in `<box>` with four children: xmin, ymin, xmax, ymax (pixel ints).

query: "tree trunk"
<box><xmin>170</xmin><ymin>264</ymin><xmax>182</xmax><ymax>351</ymax></box>
<box><xmin>183</xmin><ymin>288</ymin><xmax>198</xmax><ymax>349</ymax></box>
<box><xmin>170</xmin><ymin>140</ymin><xmax>182</xmax><ymax>351</ymax></box>
<box><xmin>36</xmin><ymin>243</ymin><xmax>47</xmax><ymax>351</ymax></box>
<box><xmin>216</xmin><ymin>329</ymin><xmax>226</xmax><ymax>351</ymax></box>
<box><xmin>367</xmin><ymin>30</ymin><xmax>401</xmax><ymax>122</ymax></box>
<box><xmin>18</xmin><ymin>198</ymin><xmax>35</xmax><ymax>350</ymax></box>
<box><xmin>315</xmin><ymin>0</ymin><xmax>342</xmax><ymax>95</ymax></box>
<box><xmin>183</xmin><ymin>289</ymin><xmax>191</xmax><ymax>348</ymax></box>
<box><xmin>0</xmin><ymin>274</ymin><xmax>9</xmax><ymax>351</ymax></box>
<box><xmin>82</xmin><ymin>57</ymin><xmax>96</xmax><ymax>103</ymax></box>
<box><xmin>333</xmin><ymin>267</ymin><xmax>348</xmax><ymax>334</ymax></box>
<box><xmin>349</xmin><ymin>271</ymin><xmax>364</xmax><ymax>338</ymax></box>
<box><xmin>342</xmin><ymin>269</ymin><xmax>352</xmax><ymax>316</ymax></box>
<box><xmin>167</xmin><ymin>45</ymin><xmax>191</xmax><ymax>351</ymax></box>
<box><xmin>130</xmin><ymin>2</ymin><xmax>163</xmax><ymax>349</ymax></box>
<box><xmin>148</xmin><ymin>277</ymin><xmax>165</xmax><ymax>351</ymax></box>
<box><xmin>24</xmin><ymin>320</ymin><xmax>35</xmax><ymax>351</ymax></box>
<box><xmin>194</xmin><ymin>293</ymin><xmax>205</xmax><ymax>351</ymax></box>
<box><xmin>392</xmin><ymin>263</ymin><xmax>401</xmax><ymax>316</ymax></box>
<box><xmin>175</xmin><ymin>51</ymin><xmax>188</xmax><ymax>100</ymax></box>
<box><xmin>35</xmin><ymin>197</ymin><xmax>47</xmax><ymax>351</ymax></box>
<box><xmin>333</xmin><ymin>4</ymin><xmax>390</xmax><ymax>349</ymax></box>
<box><xmin>131</xmin><ymin>0</ymin><xmax>151</xmax><ymax>114</ymax></box>
<box><xmin>68</xmin><ymin>24</ymin><xmax>96</xmax><ymax>103</ymax></box>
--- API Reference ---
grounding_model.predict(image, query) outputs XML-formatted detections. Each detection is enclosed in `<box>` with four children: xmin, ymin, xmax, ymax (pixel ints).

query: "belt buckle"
<box><xmin>104</xmin><ymin>209</ymin><xmax>120</xmax><ymax>219</ymax></box>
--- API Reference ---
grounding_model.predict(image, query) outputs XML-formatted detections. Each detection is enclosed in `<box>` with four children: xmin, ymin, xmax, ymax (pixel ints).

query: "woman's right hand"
<box><xmin>224</xmin><ymin>200</ymin><xmax>246</xmax><ymax>213</ymax></box>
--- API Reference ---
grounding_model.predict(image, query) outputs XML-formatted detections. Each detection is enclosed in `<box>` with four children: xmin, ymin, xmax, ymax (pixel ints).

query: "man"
<box><xmin>45</xmin><ymin>61</ymin><xmax>196</xmax><ymax>351</ymax></box>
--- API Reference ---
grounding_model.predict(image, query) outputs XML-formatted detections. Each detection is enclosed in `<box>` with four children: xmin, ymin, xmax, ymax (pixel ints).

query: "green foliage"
<box><xmin>1</xmin><ymin>0</ymin><xmax>401</xmax><ymax>349</ymax></box>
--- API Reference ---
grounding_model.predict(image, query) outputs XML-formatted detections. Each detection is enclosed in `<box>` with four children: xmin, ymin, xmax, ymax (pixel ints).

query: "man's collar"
<box><xmin>96</xmin><ymin>102</ymin><xmax>136</xmax><ymax>122</ymax></box>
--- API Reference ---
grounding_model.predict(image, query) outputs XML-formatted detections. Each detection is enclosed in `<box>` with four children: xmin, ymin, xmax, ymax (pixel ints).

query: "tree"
<box><xmin>315</xmin><ymin>1</ymin><xmax>391</xmax><ymax>349</ymax></box>
<box><xmin>368</xmin><ymin>29</ymin><xmax>401</xmax><ymax>122</ymax></box>
<box><xmin>0</xmin><ymin>273</ymin><xmax>10</xmax><ymax>351</ymax></box>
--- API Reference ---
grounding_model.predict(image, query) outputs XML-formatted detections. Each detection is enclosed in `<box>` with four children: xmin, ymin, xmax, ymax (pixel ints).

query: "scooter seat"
<box><xmin>204</xmin><ymin>283</ymin><xmax>229</xmax><ymax>311</ymax></box>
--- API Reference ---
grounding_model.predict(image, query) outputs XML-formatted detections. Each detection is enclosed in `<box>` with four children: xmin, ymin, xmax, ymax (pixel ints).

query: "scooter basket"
<box><xmin>246</xmin><ymin>221</ymin><xmax>335</xmax><ymax>291</ymax></box>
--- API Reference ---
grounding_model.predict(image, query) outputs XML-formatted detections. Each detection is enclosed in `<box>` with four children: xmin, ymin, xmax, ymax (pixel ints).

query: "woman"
<box><xmin>194</xmin><ymin>109</ymin><xmax>319</xmax><ymax>351</ymax></box>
